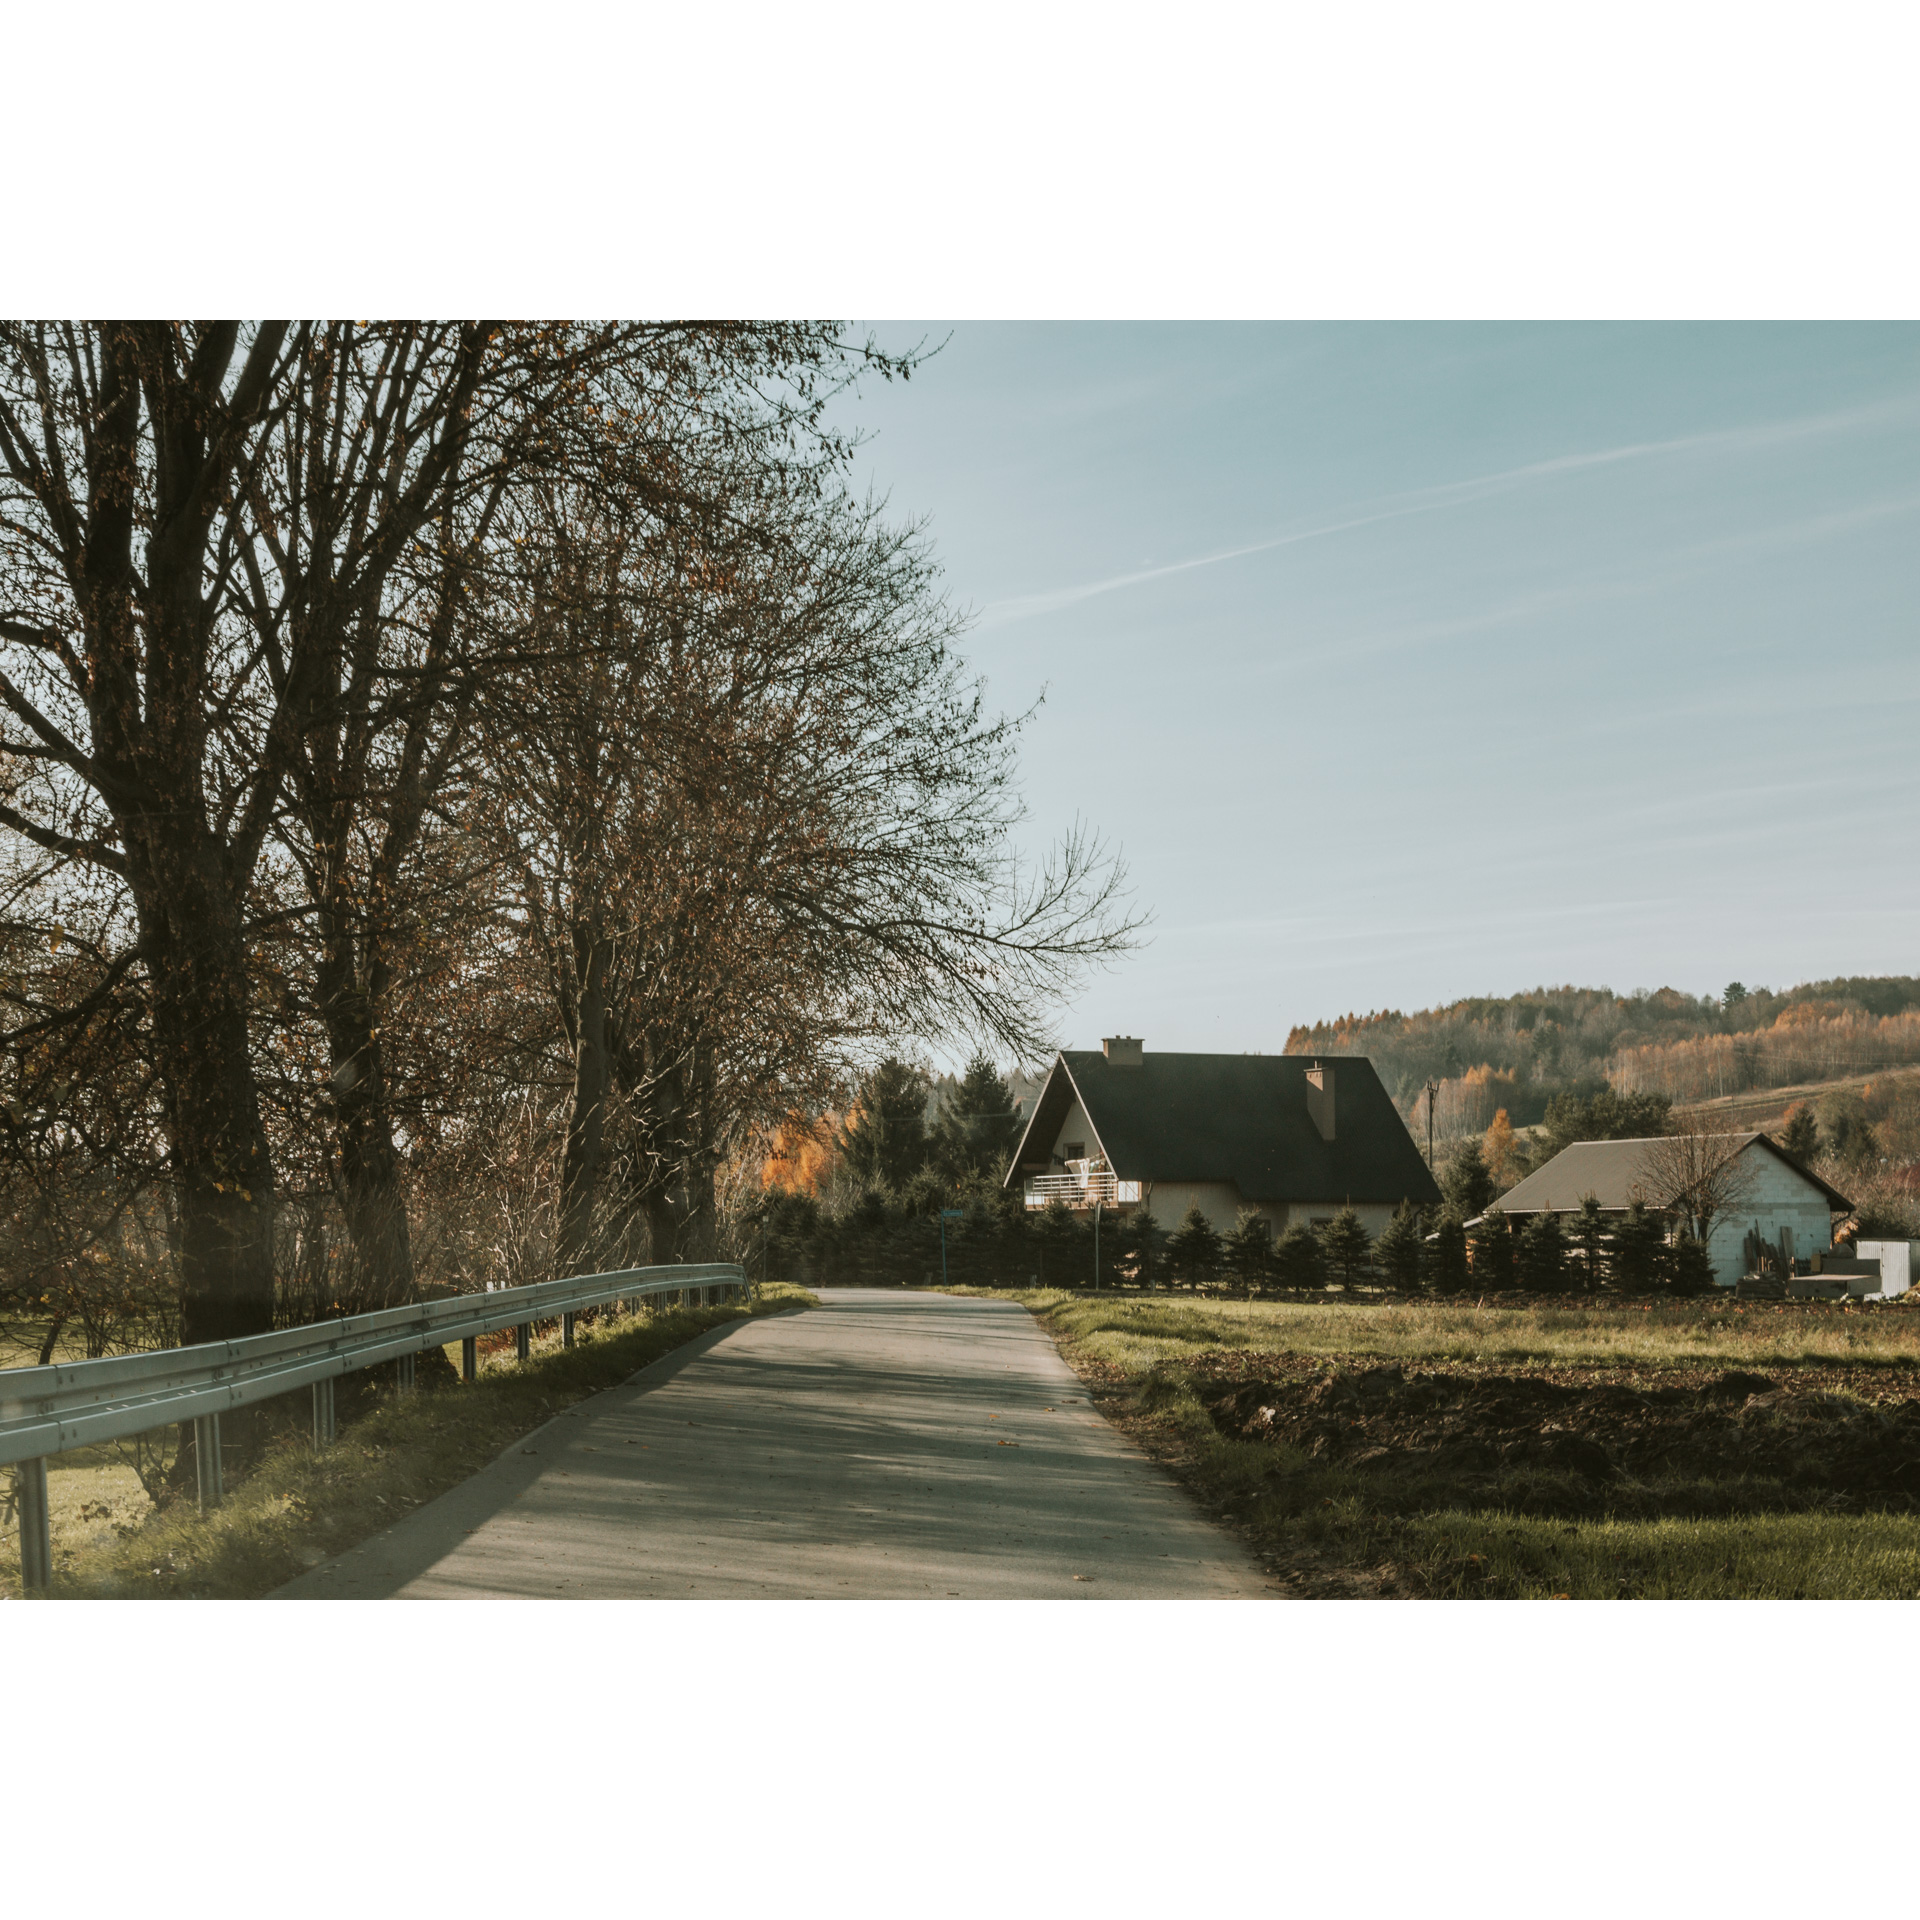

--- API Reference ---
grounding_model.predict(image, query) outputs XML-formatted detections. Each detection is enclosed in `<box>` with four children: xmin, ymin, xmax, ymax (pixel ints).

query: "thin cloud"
<box><xmin>974</xmin><ymin>392</ymin><xmax>1920</xmax><ymax>633</ymax></box>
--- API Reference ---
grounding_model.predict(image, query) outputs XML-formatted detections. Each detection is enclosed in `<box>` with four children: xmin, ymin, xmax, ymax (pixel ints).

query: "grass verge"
<box><xmin>945</xmin><ymin>1288</ymin><xmax>1920</xmax><ymax>1599</ymax></box>
<box><xmin>3</xmin><ymin>1283</ymin><xmax>815</xmax><ymax>1600</ymax></box>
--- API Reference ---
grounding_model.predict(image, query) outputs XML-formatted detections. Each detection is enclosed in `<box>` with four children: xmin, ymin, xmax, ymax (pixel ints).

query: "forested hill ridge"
<box><xmin>1285</xmin><ymin>977</ymin><xmax>1920</xmax><ymax>1135</ymax></box>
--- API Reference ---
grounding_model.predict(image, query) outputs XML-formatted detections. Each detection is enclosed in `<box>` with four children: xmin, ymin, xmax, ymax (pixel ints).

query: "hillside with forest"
<box><xmin>1285</xmin><ymin>976</ymin><xmax>1920</xmax><ymax>1138</ymax></box>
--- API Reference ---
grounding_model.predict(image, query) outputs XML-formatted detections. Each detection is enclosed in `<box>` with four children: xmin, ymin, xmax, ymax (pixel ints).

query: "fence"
<box><xmin>0</xmin><ymin>1259</ymin><xmax>748</xmax><ymax>1592</ymax></box>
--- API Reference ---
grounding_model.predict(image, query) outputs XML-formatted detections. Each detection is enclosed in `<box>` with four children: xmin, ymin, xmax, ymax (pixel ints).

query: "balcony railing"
<box><xmin>1024</xmin><ymin>1164</ymin><xmax>1140</xmax><ymax>1209</ymax></box>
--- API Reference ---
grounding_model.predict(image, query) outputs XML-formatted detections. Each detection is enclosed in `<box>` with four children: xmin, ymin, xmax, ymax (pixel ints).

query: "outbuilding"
<box><xmin>1493</xmin><ymin>1132</ymin><xmax>1853</xmax><ymax>1289</ymax></box>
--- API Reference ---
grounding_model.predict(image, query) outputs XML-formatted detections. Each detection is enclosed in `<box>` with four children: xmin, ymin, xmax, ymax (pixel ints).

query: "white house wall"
<box><xmin>1046</xmin><ymin>1095</ymin><xmax>1100</xmax><ymax>1166</ymax></box>
<box><xmin>1708</xmin><ymin>1150</ymin><xmax>1837</xmax><ymax>1287</ymax></box>
<box><xmin>1145</xmin><ymin>1184</ymin><xmax>1397</xmax><ymax>1242</ymax></box>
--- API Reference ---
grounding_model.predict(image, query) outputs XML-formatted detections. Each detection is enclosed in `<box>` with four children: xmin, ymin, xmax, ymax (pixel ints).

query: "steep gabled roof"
<box><xmin>1003</xmin><ymin>1050</ymin><xmax>1441</xmax><ymax>1207</ymax></box>
<box><xmin>1496</xmin><ymin>1132</ymin><xmax>1854</xmax><ymax>1214</ymax></box>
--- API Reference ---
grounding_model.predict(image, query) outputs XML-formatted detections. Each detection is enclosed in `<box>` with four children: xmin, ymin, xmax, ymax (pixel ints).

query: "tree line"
<box><xmin>753</xmin><ymin>1057</ymin><xmax>1724</xmax><ymax>1296</ymax></box>
<box><xmin>0</xmin><ymin>323</ymin><xmax>1138</xmax><ymax>1368</ymax></box>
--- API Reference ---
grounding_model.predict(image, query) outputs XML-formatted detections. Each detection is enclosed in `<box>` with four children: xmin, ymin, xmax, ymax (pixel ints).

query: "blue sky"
<box><xmin>837</xmin><ymin>324</ymin><xmax>1920</xmax><ymax>1055</ymax></box>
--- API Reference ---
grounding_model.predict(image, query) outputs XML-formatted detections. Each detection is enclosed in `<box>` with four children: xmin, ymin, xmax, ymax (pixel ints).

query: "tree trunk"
<box><xmin>316</xmin><ymin>949</ymin><xmax>417</xmax><ymax>1314</ymax></box>
<box><xmin>126</xmin><ymin>834</ymin><xmax>278</xmax><ymax>1351</ymax></box>
<box><xmin>555</xmin><ymin>931</ymin><xmax>612</xmax><ymax>1278</ymax></box>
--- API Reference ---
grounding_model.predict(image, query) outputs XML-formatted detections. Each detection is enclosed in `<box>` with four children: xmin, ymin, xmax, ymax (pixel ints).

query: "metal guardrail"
<box><xmin>1</xmin><ymin>1259</ymin><xmax>748</xmax><ymax>1592</ymax></box>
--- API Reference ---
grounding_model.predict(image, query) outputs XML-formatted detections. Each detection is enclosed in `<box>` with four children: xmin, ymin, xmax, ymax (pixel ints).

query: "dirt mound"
<box><xmin>1200</xmin><ymin>1360</ymin><xmax>1920</xmax><ymax>1509</ymax></box>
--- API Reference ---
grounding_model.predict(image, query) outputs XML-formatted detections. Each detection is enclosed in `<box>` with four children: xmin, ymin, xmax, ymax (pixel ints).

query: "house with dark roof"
<box><xmin>1495</xmin><ymin>1133</ymin><xmax>1853</xmax><ymax>1288</ymax></box>
<box><xmin>1001</xmin><ymin>1037</ymin><xmax>1442</xmax><ymax>1237</ymax></box>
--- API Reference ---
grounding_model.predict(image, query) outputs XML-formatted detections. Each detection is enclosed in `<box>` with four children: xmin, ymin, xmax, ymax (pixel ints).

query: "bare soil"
<box><xmin>1061</xmin><ymin>1344</ymin><xmax>1920</xmax><ymax>1596</ymax></box>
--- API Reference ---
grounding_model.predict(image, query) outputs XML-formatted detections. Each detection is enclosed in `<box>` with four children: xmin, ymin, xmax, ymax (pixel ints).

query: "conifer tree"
<box><xmin>929</xmin><ymin>1054</ymin><xmax>1025</xmax><ymax>1183</ymax></box>
<box><xmin>1164</xmin><ymin>1204</ymin><xmax>1223</xmax><ymax>1289</ymax></box>
<box><xmin>1274</xmin><ymin>1220</ymin><xmax>1327</xmax><ymax>1291</ymax></box>
<box><xmin>1779</xmin><ymin>1104</ymin><xmax>1819</xmax><ymax>1163</ymax></box>
<box><xmin>1668</xmin><ymin>1232</ymin><xmax>1716</xmax><ymax>1296</ymax></box>
<box><xmin>1573</xmin><ymin>1194</ymin><xmax>1608</xmax><ymax>1288</ymax></box>
<box><xmin>1469</xmin><ymin>1210</ymin><xmax>1515</xmax><ymax>1289</ymax></box>
<box><xmin>1441</xmin><ymin>1139</ymin><xmax>1496</xmax><ymax>1217</ymax></box>
<box><xmin>1425</xmin><ymin>1209</ymin><xmax>1470</xmax><ymax>1294</ymax></box>
<box><xmin>1223</xmin><ymin>1208</ymin><xmax>1274</xmax><ymax>1295</ymax></box>
<box><xmin>1034</xmin><ymin>1195</ymin><xmax>1082</xmax><ymax>1288</ymax></box>
<box><xmin>1374</xmin><ymin>1201</ymin><xmax>1424</xmax><ymax>1292</ymax></box>
<box><xmin>1517</xmin><ymin>1210</ymin><xmax>1567</xmax><ymax>1293</ymax></box>
<box><xmin>1609</xmin><ymin>1200</ymin><xmax>1666</xmax><ymax>1294</ymax></box>
<box><xmin>1320</xmin><ymin>1206</ymin><xmax>1373</xmax><ymax>1290</ymax></box>
<box><xmin>834</xmin><ymin>1058</ymin><xmax>931</xmax><ymax>1192</ymax></box>
<box><xmin>1120</xmin><ymin>1206</ymin><xmax>1162</xmax><ymax>1290</ymax></box>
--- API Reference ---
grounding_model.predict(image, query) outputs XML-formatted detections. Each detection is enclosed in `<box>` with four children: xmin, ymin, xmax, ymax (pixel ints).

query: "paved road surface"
<box><xmin>273</xmin><ymin>1288</ymin><xmax>1269</xmax><ymax>1599</ymax></box>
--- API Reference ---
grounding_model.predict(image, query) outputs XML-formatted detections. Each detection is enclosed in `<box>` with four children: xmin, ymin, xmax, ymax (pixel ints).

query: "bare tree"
<box><xmin>1636</xmin><ymin>1125</ymin><xmax>1759</xmax><ymax>1248</ymax></box>
<box><xmin>486</xmin><ymin>471</ymin><xmax>1143</xmax><ymax>1277</ymax></box>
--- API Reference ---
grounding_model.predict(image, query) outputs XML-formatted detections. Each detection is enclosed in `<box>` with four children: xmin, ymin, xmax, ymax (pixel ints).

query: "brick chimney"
<box><xmin>1306</xmin><ymin>1061</ymin><xmax>1335</xmax><ymax>1141</ymax></box>
<box><xmin>1103</xmin><ymin>1036</ymin><xmax>1144</xmax><ymax>1067</ymax></box>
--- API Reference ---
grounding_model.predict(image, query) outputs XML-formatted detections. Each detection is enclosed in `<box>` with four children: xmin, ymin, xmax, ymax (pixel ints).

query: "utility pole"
<box><xmin>1093</xmin><ymin>1199</ymin><xmax>1102</xmax><ymax>1293</ymax></box>
<box><xmin>1424</xmin><ymin>1080</ymin><xmax>1440</xmax><ymax>1170</ymax></box>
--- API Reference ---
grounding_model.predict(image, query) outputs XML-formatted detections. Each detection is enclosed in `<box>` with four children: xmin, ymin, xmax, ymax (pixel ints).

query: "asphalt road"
<box><xmin>272</xmin><ymin>1288</ymin><xmax>1269</xmax><ymax>1600</ymax></box>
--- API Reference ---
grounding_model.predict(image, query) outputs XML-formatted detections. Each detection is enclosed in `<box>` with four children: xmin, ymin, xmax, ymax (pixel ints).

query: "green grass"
<box><xmin>944</xmin><ymin>1286</ymin><xmax>1920</xmax><ymax>1598</ymax></box>
<box><xmin>3</xmin><ymin>1284</ymin><xmax>815</xmax><ymax>1600</ymax></box>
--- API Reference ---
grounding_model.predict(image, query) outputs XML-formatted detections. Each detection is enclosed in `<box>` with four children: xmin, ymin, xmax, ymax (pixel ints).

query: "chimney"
<box><xmin>1103</xmin><ymin>1036</ymin><xmax>1143</xmax><ymax>1067</ymax></box>
<box><xmin>1306</xmin><ymin>1060</ymin><xmax>1335</xmax><ymax>1141</ymax></box>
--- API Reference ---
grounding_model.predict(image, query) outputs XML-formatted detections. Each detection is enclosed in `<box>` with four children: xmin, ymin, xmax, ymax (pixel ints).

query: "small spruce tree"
<box><xmin>1320</xmin><ymin>1206</ymin><xmax>1373</xmax><ymax>1290</ymax></box>
<box><xmin>1609</xmin><ymin>1200</ymin><xmax>1666</xmax><ymax>1294</ymax></box>
<box><xmin>1223</xmin><ymin>1208</ymin><xmax>1273</xmax><ymax>1296</ymax></box>
<box><xmin>1517</xmin><ymin>1210</ymin><xmax>1567</xmax><ymax>1293</ymax></box>
<box><xmin>1469</xmin><ymin>1210</ymin><xmax>1515</xmax><ymax>1289</ymax></box>
<box><xmin>1668</xmin><ymin>1231</ymin><xmax>1716</xmax><ymax>1296</ymax></box>
<box><xmin>1441</xmin><ymin>1139</ymin><xmax>1496</xmax><ymax>1217</ymax></box>
<box><xmin>1120</xmin><ymin>1206</ymin><xmax>1162</xmax><ymax>1290</ymax></box>
<box><xmin>1572</xmin><ymin>1194</ymin><xmax>1608</xmax><ymax>1290</ymax></box>
<box><xmin>1374</xmin><ymin>1201</ymin><xmax>1424</xmax><ymax>1292</ymax></box>
<box><xmin>1164</xmin><ymin>1204</ymin><xmax>1224</xmax><ymax>1290</ymax></box>
<box><xmin>1035</xmin><ymin>1197</ymin><xmax>1081</xmax><ymax>1288</ymax></box>
<box><xmin>1274</xmin><ymin>1220</ymin><xmax>1327</xmax><ymax>1291</ymax></box>
<box><xmin>1425</xmin><ymin>1208</ymin><xmax>1470</xmax><ymax>1295</ymax></box>
<box><xmin>1778</xmin><ymin>1103</ymin><xmax>1819</xmax><ymax>1164</ymax></box>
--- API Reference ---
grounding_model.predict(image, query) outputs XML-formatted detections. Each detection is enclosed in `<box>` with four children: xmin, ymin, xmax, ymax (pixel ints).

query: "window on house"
<box><xmin>1061</xmin><ymin>1140</ymin><xmax>1085</xmax><ymax>1161</ymax></box>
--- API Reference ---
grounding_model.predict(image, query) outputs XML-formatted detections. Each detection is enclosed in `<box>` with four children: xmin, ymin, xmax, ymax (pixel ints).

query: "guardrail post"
<box><xmin>15</xmin><ymin>1458</ymin><xmax>51</xmax><ymax>1592</ymax></box>
<box><xmin>461</xmin><ymin>1337</ymin><xmax>477</xmax><ymax>1383</ymax></box>
<box><xmin>194</xmin><ymin>1414</ymin><xmax>223</xmax><ymax>1512</ymax></box>
<box><xmin>396</xmin><ymin>1352</ymin><xmax>416</xmax><ymax>1394</ymax></box>
<box><xmin>312</xmin><ymin>1377</ymin><xmax>336</xmax><ymax>1449</ymax></box>
<box><xmin>515</xmin><ymin>1322</ymin><xmax>530</xmax><ymax>1363</ymax></box>
<box><xmin>562</xmin><ymin>1311</ymin><xmax>576</xmax><ymax>1349</ymax></box>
